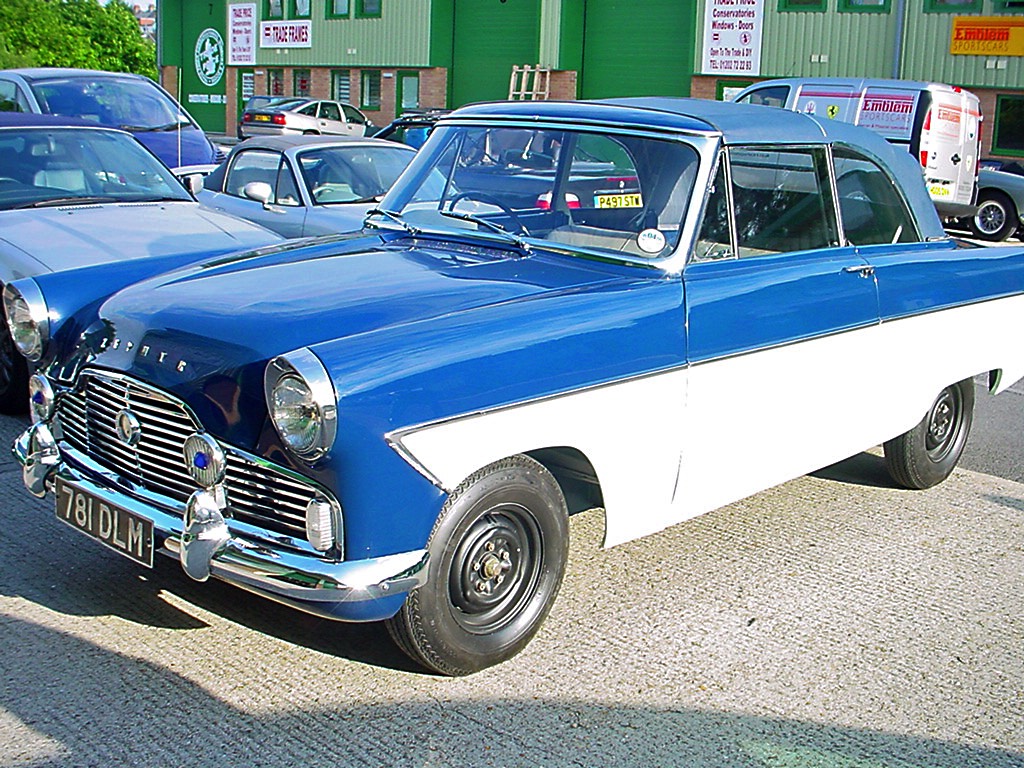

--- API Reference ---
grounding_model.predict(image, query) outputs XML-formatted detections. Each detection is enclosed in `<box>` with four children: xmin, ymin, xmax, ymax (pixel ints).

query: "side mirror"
<box><xmin>182</xmin><ymin>173</ymin><xmax>204</xmax><ymax>196</ymax></box>
<box><xmin>243</xmin><ymin>180</ymin><xmax>273</xmax><ymax>205</ymax></box>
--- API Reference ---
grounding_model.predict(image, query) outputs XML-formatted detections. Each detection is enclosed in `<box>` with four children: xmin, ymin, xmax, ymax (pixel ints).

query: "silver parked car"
<box><xmin>0</xmin><ymin>113</ymin><xmax>282</xmax><ymax>413</ymax></box>
<box><xmin>239</xmin><ymin>97</ymin><xmax>373</xmax><ymax>139</ymax></box>
<box><xmin>963</xmin><ymin>162</ymin><xmax>1024</xmax><ymax>241</ymax></box>
<box><xmin>197</xmin><ymin>134</ymin><xmax>416</xmax><ymax>237</ymax></box>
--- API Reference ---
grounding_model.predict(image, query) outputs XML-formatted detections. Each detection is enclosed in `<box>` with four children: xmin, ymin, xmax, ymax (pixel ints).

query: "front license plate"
<box><xmin>55</xmin><ymin>478</ymin><xmax>154</xmax><ymax>567</ymax></box>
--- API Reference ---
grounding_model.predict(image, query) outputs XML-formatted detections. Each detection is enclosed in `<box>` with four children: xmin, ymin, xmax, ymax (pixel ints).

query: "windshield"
<box><xmin>378</xmin><ymin>124</ymin><xmax>700</xmax><ymax>259</ymax></box>
<box><xmin>0</xmin><ymin>126</ymin><xmax>192</xmax><ymax>211</ymax></box>
<box><xmin>297</xmin><ymin>145</ymin><xmax>414</xmax><ymax>204</ymax></box>
<box><xmin>32</xmin><ymin>77</ymin><xmax>190</xmax><ymax>131</ymax></box>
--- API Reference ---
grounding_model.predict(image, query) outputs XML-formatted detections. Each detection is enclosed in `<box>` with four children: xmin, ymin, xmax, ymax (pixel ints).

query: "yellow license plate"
<box><xmin>254</xmin><ymin>114</ymin><xmax>271</xmax><ymax>122</ymax></box>
<box><xmin>595</xmin><ymin>193</ymin><xmax>643</xmax><ymax>209</ymax></box>
<box><xmin>929</xmin><ymin>185</ymin><xmax>951</xmax><ymax>196</ymax></box>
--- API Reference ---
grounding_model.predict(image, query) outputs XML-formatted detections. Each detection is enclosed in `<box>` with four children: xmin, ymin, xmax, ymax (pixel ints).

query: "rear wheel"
<box><xmin>969</xmin><ymin>190</ymin><xmax>1018</xmax><ymax>242</ymax></box>
<box><xmin>884</xmin><ymin>378</ymin><xmax>974</xmax><ymax>489</ymax></box>
<box><xmin>386</xmin><ymin>455</ymin><xmax>569</xmax><ymax>676</ymax></box>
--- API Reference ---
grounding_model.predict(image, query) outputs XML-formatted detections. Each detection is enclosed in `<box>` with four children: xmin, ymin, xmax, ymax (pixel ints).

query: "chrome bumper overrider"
<box><xmin>14</xmin><ymin>423</ymin><xmax>429</xmax><ymax>618</ymax></box>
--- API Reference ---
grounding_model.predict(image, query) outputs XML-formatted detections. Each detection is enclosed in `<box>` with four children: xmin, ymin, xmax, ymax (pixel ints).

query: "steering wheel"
<box><xmin>448</xmin><ymin>191</ymin><xmax>529</xmax><ymax>235</ymax></box>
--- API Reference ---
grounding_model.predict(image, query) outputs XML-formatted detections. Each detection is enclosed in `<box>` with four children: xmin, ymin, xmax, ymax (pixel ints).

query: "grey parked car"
<box><xmin>197</xmin><ymin>134</ymin><xmax>416</xmax><ymax>238</ymax></box>
<box><xmin>239</xmin><ymin>98</ymin><xmax>373</xmax><ymax>138</ymax></box>
<box><xmin>0</xmin><ymin>113</ymin><xmax>282</xmax><ymax>413</ymax></box>
<box><xmin>964</xmin><ymin>162</ymin><xmax>1024</xmax><ymax>241</ymax></box>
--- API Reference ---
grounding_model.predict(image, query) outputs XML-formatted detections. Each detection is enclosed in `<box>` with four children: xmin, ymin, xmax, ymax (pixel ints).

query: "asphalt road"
<box><xmin>1</xmin><ymin>390</ymin><xmax>1022</xmax><ymax>767</ymax></box>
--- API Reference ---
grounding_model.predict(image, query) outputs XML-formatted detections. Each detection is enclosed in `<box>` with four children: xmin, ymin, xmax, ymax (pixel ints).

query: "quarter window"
<box><xmin>833</xmin><ymin>147</ymin><xmax>918</xmax><ymax>245</ymax></box>
<box><xmin>0</xmin><ymin>80</ymin><xmax>30</xmax><ymax>112</ymax></box>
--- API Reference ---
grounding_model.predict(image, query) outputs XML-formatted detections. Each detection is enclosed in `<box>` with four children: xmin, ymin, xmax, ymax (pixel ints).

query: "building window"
<box><xmin>332</xmin><ymin>70</ymin><xmax>352</xmax><ymax>102</ymax></box>
<box><xmin>268</xmin><ymin>68</ymin><xmax>285</xmax><ymax>96</ymax></box>
<box><xmin>838</xmin><ymin>0</ymin><xmax>890</xmax><ymax>11</ymax></box>
<box><xmin>993</xmin><ymin>95</ymin><xmax>1024</xmax><ymax>157</ymax></box>
<box><xmin>265</xmin><ymin>0</ymin><xmax>284</xmax><ymax>19</ymax></box>
<box><xmin>994</xmin><ymin>0</ymin><xmax>1024</xmax><ymax>10</ymax></box>
<box><xmin>778</xmin><ymin>0</ymin><xmax>826</xmax><ymax>11</ymax></box>
<box><xmin>356</xmin><ymin>0</ymin><xmax>383</xmax><ymax>18</ymax></box>
<box><xmin>327</xmin><ymin>0</ymin><xmax>350</xmax><ymax>18</ymax></box>
<box><xmin>291</xmin><ymin>0</ymin><xmax>311</xmax><ymax>18</ymax></box>
<box><xmin>361</xmin><ymin>70</ymin><xmax>382</xmax><ymax>110</ymax></box>
<box><xmin>924</xmin><ymin>0</ymin><xmax>981</xmax><ymax>9</ymax></box>
<box><xmin>294</xmin><ymin>69</ymin><xmax>311</xmax><ymax>97</ymax></box>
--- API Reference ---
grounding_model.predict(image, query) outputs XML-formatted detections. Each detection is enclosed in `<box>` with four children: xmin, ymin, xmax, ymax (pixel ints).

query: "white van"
<box><xmin>733</xmin><ymin>78</ymin><xmax>981</xmax><ymax>217</ymax></box>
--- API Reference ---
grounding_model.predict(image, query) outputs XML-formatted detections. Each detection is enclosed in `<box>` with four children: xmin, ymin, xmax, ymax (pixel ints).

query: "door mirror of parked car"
<box><xmin>243</xmin><ymin>180</ymin><xmax>273</xmax><ymax>205</ymax></box>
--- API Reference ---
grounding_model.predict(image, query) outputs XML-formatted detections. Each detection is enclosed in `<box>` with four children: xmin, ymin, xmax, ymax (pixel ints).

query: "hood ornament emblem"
<box><xmin>115</xmin><ymin>409</ymin><xmax>142</xmax><ymax>447</ymax></box>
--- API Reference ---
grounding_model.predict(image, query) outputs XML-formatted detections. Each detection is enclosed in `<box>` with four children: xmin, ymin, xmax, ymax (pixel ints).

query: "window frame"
<box><xmin>778</xmin><ymin>0</ymin><xmax>826</xmax><ymax>11</ymax></box>
<box><xmin>264</xmin><ymin>0</ymin><xmax>285</xmax><ymax>19</ymax></box>
<box><xmin>992</xmin><ymin>94</ymin><xmax>1024</xmax><ymax>158</ymax></box>
<box><xmin>923</xmin><ymin>0</ymin><xmax>982</xmax><ymax>11</ymax></box>
<box><xmin>326</xmin><ymin>0</ymin><xmax>351</xmax><ymax>18</ymax></box>
<box><xmin>356</xmin><ymin>0</ymin><xmax>383</xmax><ymax>18</ymax></box>
<box><xmin>838</xmin><ymin>0</ymin><xmax>891</xmax><ymax>13</ymax></box>
<box><xmin>993</xmin><ymin>0</ymin><xmax>1024</xmax><ymax>11</ymax></box>
<box><xmin>361</xmin><ymin>70</ymin><xmax>382</xmax><ymax>111</ymax></box>
<box><xmin>290</xmin><ymin>0</ymin><xmax>311</xmax><ymax>18</ymax></box>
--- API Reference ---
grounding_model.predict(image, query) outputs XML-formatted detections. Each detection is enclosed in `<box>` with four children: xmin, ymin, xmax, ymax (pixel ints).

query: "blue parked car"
<box><xmin>0</xmin><ymin>112</ymin><xmax>282</xmax><ymax>413</ymax></box>
<box><xmin>0</xmin><ymin>68</ymin><xmax>225</xmax><ymax>168</ymax></box>
<box><xmin>9</xmin><ymin>98</ymin><xmax>1024</xmax><ymax>675</ymax></box>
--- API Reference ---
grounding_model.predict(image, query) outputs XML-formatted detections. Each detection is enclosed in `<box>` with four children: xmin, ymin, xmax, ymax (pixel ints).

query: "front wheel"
<box><xmin>386</xmin><ymin>455</ymin><xmax>569</xmax><ymax>676</ymax></box>
<box><xmin>884</xmin><ymin>378</ymin><xmax>974</xmax><ymax>489</ymax></box>
<box><xmin>0</xmin><ymin>322</ymin><xmax>28</xmax><ymax>415</ymax></box>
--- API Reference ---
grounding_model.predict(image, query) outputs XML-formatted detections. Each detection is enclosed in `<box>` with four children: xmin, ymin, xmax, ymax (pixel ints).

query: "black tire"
<box><xmin>386</xmin><ymin>455</ymin><xmax>569</xmax><ymax>676</ymax></box>
<box><xmin>0</xmin><ymin>322</ymin><xmax>28</xmax><ymax>415</ymax></box>
<box><xmin>884</xmin><ymin>378</ymin><xmax>974</xmax><ymax>489</ymax></box>
<box><xmin>968</xmin><ymin>190</ymin><xmax>1018</xmax><ymax>242</ymax></box>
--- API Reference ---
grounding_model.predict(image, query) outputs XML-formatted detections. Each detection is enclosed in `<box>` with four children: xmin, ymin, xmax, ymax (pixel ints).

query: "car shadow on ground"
<box><xmin>809</xmin><ymin>450</ymin><xmax>901</xmax><ymax>489</ymax></box>
<box><xmin>2</xmin><ymin>615</ymin><xmax>1021</xmax><ymax>767</ymax></box>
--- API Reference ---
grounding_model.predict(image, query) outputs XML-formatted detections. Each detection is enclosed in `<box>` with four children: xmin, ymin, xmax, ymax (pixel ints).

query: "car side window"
<box><xmin>298</xmin><ymin>103</ymin><xmax>318</xmax><ymax>117</ymax></box>
<box><xmin>0</xmin><ymin>80</ymin><xmax>30</xmax><ymax>112</ymax></box>
<box><xmin>342</xmin><ymin>105</ymin><xmax>367</xmax><ymax>124</ymax></box>
<box><xmin>737</xmin><ymin>86</ymin><xmax>790</xmax><ymax>108</ymax></box>
<box><xmin>694</xmin><ymin>162</ymin><xmax>734</xmax><ymax>260</ymax></box>
<box><xmin>320</xmin><ymin>102</ymin><xmax>342</xmax><ymax>121</ymax></box>
<box><xmin>225</xmin><ymin>149</ymin><xmax>300</xmax><ymax>206</ymax></box>
<box><xmin>728</xmin><ymin>147</ymin><xmax>838</xmax><ymax>257</ymax></box>
<box><xmin>833</xmin><ymin>147</ymin><xmax>920</xmax><ymax>245</ymax></box>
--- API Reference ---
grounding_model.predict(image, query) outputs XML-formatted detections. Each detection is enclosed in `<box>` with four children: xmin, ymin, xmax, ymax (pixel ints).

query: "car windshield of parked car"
<box><xmin>379</xmin><ymin>124</ymin><xmax>700</xmax><ymax>259</ymax></box>
<box><xmin>0</xmin><ymin>127</ymin><xmax>191</xmax><ymax>210</ymax></box>
<box><xmin>297</xmin><ymin>145</ymin><xmax>413</xmax><ymax>203</ymax></box>
<box><xmin>31</xmin><ymin>77</ymin><xmax>189</xmax><ymax>132</ymax></box>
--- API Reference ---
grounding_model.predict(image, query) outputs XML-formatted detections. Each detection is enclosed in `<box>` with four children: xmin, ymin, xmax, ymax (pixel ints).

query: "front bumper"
<box><xmin>14</xmin><ymin>423</ymin><xmax>429</xmax><ymax>622</ymax></box>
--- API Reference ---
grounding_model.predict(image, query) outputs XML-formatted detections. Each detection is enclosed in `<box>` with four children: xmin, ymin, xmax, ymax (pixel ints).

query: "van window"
<box><xmin>738</xmin><ymin>86</ymin><xmax>790</xmax><ymax>108</ymax></box>
<box><xmin>833</xmin><ymin>147</ymin><xmax>919</xmax><ymax>245</ymax></box>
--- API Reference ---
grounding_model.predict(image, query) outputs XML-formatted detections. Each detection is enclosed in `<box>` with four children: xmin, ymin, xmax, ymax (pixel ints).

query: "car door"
<box><xmin>316</xmin><ymin>101</ymin><xmax>348</xmax><ymax>135</ymax></box>
<box><xmin>207</xmin><ymin>148</ymin><xmax>308</xmax><ymax>237</ymax></box>
<box><xmin>342</xmin><ymin>103</ymin><xmax>370</xmax><ymax>136</ymax></box>
<box><xmin>679</xmin><ymin>145</ymin><xmax>882</xmax><ymax>517</ymax></box>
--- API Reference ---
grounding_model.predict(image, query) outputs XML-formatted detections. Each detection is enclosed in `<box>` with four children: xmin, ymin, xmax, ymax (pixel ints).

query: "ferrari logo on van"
<box><xmin>827</xmin><ymin>104</ymin><xmax>839</xmax><ymax>119</ymax></box>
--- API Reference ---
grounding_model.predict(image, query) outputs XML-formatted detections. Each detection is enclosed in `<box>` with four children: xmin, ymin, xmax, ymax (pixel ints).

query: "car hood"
<box><xmin>0</xmin><ymin>202</ymin><xmax>281</xmax><ymax>278</ymax></box>
<box><xmin>81</xmin><ymin>234</ymin><xmax>640</xmax><ymax>439</ymax></box>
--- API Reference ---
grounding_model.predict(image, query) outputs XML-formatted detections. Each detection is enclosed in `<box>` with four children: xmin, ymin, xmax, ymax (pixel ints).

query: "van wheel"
<box><xmin>386</xmin><ymin>455</ymin><xmax>569</xmax><ymax>676</ymax></box>
<box><xmin>883</xmin><ymin>378</ymin><xmax>974</xmax><ymax>489</ymax></box>
<box><xmin>969</xmin><ymin>190</ymin><xmax>1018</xmax><ymax>241</ymax></box>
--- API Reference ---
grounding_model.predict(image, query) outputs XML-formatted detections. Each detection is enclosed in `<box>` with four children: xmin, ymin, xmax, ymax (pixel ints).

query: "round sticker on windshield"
<box><xmin>637</xmin><ymin>229</ymin><xmax>667</xmax><ymax>254</ymax></box>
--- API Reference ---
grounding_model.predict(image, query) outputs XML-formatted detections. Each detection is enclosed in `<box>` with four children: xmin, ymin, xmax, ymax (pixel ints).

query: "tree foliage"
<box><xmin>0</xmin><ymin>0</ymin><xmax>156</xmax><ymax>79</ymax></box>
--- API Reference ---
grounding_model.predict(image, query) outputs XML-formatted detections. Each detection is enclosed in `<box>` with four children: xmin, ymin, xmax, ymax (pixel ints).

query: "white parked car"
<box><xmin>239</xmin><ymin>98</ymin><xmax>373</xmax><ymax>139</ymax></box>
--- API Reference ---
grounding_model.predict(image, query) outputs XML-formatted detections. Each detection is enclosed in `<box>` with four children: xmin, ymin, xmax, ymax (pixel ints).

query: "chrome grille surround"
<box><xmin>54</xmin><ymin>370</ymin><xmax>341</xmax><ymax>553</ymax></box>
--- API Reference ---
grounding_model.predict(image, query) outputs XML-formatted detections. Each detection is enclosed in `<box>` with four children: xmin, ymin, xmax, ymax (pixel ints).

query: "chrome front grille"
<box><xmin>56</xmin><ymin>371</ymin><xmax>323</xmax><ymax>540</ymax></box>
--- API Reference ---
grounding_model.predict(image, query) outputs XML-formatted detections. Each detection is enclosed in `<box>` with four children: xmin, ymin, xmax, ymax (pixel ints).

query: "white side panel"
<box><xmin>396</xmin><ymin>370</ymin><xmax>689</xmax><ymax>547</ymax></box>
<box><xmin>396</xmin><ymin>294</ymin><xmax>1024</xmax><ymax>550</ymax></box>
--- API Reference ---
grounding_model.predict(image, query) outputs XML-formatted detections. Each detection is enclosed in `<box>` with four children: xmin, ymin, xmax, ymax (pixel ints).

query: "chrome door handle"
<box><xmin>843</xmin><ymin>265</ymin><xmax>875</xmax><ymax>277</ymax></box>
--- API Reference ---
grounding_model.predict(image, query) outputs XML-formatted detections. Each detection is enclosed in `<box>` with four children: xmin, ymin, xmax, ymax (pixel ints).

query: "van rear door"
<box><xmin>919</xmin><ymin>89</ymin><xmax>980</xmax><ymax>214</ymax></box>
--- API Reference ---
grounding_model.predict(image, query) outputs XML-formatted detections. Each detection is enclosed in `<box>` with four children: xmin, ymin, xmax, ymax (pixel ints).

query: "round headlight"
<box><xmin>3</xmin><ymin>282</ymin><xmax>49</xmax><ymax>362</ymax></box>
<box><xmin>271</xmin><ymin>373</ymin><xmax>323</xmax><ymax>456</ymax></box>
<box><xmin>265</xmin><ymin>349</ymin><xmax>337</xmax><ymax>461</ymax></box>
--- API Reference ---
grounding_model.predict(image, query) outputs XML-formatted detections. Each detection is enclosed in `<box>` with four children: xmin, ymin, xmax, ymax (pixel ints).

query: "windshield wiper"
<box><xmin>364</xmin><ymin>207</ymin><xmax>419</xmax><ymax>236</ymax></box>
<box><xmin>14</xmin><ymin>196</ymin><xmax>120</xmax><ymax>209</ymax></box>
<box><xmin>439</xmin><ymin>210</ymin><xmax>531</xmax><ymax>254</ymax></box>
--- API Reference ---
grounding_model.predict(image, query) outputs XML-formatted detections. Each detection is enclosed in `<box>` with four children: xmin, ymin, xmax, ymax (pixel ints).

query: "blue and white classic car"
<box><xmin>9</xmin><ymin>98</ymin><xmax>1024</xmax><ymax>675</ymax></box>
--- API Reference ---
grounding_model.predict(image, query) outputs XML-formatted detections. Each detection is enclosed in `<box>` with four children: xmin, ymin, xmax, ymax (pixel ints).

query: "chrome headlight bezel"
<box><xmin>28</xmin><ymin>373</ymin><xmax>55</xmax><ymax>422</ymax></box>
<box><xmin>3</xmin><ymin>281</ymin><xmax>50</xmax><ymax>362</ymax></box>
<box><xmin>264</xmin><ymin>349</ymin><xmax>338</xmax><ymax>462</ymax></box>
